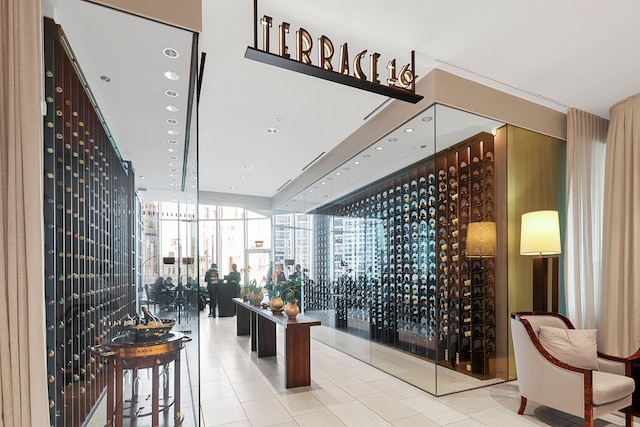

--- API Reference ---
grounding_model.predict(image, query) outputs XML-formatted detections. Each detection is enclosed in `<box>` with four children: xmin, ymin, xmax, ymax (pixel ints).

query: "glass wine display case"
<box><xmin>276</xmin><ymin>104</ymin><xmax>508</xmax><ymax>395</ymax></box>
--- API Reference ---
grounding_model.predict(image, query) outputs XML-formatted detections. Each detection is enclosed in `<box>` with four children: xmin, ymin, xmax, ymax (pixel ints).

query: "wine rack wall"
<box><xmin>313</xmin><ymin>132</ymin><xmax>497</xmax><ymax>378</ymax></box>
<box><xmin>43</xmin><ymin>19</ymin><xmax>138</xmax><ymax>426</ymax></box>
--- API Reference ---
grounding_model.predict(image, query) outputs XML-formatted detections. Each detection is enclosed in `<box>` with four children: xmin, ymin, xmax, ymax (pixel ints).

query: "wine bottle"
<box><xmin>141</xmin><ymin>306</ymin><xmax>160</xmax><ymax>325</ymax></box>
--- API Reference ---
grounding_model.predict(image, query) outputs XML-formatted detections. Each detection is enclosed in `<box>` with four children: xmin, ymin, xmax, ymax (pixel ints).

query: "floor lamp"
<box><xmin>520</xmin><ymin>210</ymin><xmax>561</xmax><ymax>312</ymax></box>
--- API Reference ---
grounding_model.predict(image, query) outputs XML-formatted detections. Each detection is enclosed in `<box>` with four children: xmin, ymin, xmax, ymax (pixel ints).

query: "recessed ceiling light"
<box><xmin>170</xmin><ymin>168</ymin><xmax>177</xmax><ymax>172</ymax></box>
<box><xmin>240</xmin><ymin>175</ymin><xmax>245</xmax><ymax>179</ymax></box>
<box><xmin>267</xmin><ymin>128</ymin><xmax>279</xmax><ymax>134</ymax></box>
<box><xmin>230</xmin><ymin>186</ymin><xmax>237</xmax><ymax>190</ymax></box>
<box><xmin>171</xmin><ymin>193</ymin><xmax>177</xmax><ymax>196</ymax></box>
<box><xmin>166</xmin><ymin>105</ymin><xmax>179</xmax><ymax>112</ymax></box>
<box><xmin>163</xmin><ymin>48</ymin><xmax>179</xmax><ymax>58</ymax></box>
<box><xmin>168</xmin><ymin>148</ymin><xmax>177</xmax><ymax>153</ymax></box>
<box><xmin>375</xmin><ymin>146</ymin><xmax>384</xmax><ymax>151</ymax></box>
<box><xmin>169</xmin><ymin>156</ymin><xmax>177</xmax><ymax>160</ymax></box>
<box><xmin>168</xmin><ymin>140</ymin><xmax>178</xmax><ymax>144</ymax></box>
<box><xmin>276</xmin><ymin>117</ymin><xmax>283</xmax><ymax>122</ymax></box>
<box><xmin>168</xmin><ymin>130</ymin><xmax>178</xmax><ymax>135</ymax></box>
<box><xmin>404</xmin><ymin>128</ymin><xmax>414</xmax><ymax>133</ymax></box>
<box><xmin>343</xmin><ymin>167</ymin><xmax>350</xmax><ymax>171</ymax></box>
<box><xmin>100</xmin><ymin>75</ymin><xmax>111</xmax><ymax>82</ymax></box>
<box><xmin>335</xmin><ymin>172</ymin><xmax>341</xmax><ymax>176</ymax></box>
<box><xmin>165</xmin><ymin>90</ymin><xmax>179</xmax><ymax>97</ymax></box>
<box><xmin>321</xmin><ymin>182</ymin><xmax>326</xmax><ymax>185</ymax></box>
<box><xmin>243</xmin><ymin>165</ymin><xmax>253</xmax><ymax>169</ymax></box>
<box><xmin>164</xmin><ymin>71</ymin><xmax>179</xmax><ymax>80</ymax></box>
<box><xmin>140</xmin><ymin>176</ymin><xmax>145</xmax><ymax>179</ymax></box>
<box><xmin>169</xmin><ymin>162</ymin><xmax>176</xmax><ymax>166</ymax></box>
<box><xmin>363</xmin><ymin>154</ymin><xmax>371</xmax><ymax>158</ymax></box>
<box><xmin>388</xmin><ymin>137</ymin><xmax>398</xmax><ymax>142</ymax></box>
<box><xmin>167</xmin><ymin>119</ymin><xmax>178</xmax><ymax>125</ymax></box>
<box><xmin>353</xmin><ymin>161</ymin><xmax>360</xmax><ymax>165</ymax></box>
<box><xmin>422</xmin><ymin>116</ymin><xmax>433</xmax><ymax>122</ymax></box>
<box><xmin>169</xmin><ymin>174</ymin><xmax>175</xmax><ymax>177</ymax></box>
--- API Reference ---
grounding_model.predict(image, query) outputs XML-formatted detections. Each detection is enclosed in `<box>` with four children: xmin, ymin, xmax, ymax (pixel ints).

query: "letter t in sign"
<box><xmin>261</xmin><ymin>16</ymin><xmax>272</xmax><ymax>52</ymax></box>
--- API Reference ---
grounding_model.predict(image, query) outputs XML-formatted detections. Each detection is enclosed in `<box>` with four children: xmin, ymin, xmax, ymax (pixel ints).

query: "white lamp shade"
<box><xmin>520</xmin><ymin>210</ymin><xmax>561</xmax><ymax>256</ymax></box>
<box><xmin>466</xmin><ymin>222</ymin><xmax>496</xmax><ymax>258</ymax></box>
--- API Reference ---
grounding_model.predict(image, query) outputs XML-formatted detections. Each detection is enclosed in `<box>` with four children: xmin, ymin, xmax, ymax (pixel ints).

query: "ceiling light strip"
<box><xmin>276</xmin><ymin>179</ymin><xmax>292</xmax><ymax>192</ymax></box>
<box><xmin>301</xmin><ymin>151</ymin><xmax>326</xmax><ymax>171</ymax></box>
<box><xmin>180</xmin><ymin>33</ymin><xmax>201</xmax><ymax>192</ymax></box>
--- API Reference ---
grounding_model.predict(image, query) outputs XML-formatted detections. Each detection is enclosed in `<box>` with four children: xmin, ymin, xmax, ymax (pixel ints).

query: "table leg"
<box><xmin>285</xmin><ymin>326</ymin><xmax>311</xmax><ymax>388</ymax></box>
<box><xmin>174</xmin><ymin>351</ymin><xmax>182</xmax><ymax>426</ymax></box>
<box><xmin>257</xmin><ymin>315</ymin><xmax>276</xmax><ymax>357</ymax></box>
<box><xmin>106</xmin><ymin>358</ymin><xmax>114</xmax><ymax>426</ymax></box>
<box><xmin>115</xmin><ymin>359</ymin><xmax>123</xmax><ymax>427</ymax></box>
<box><xmin>250</xmin><ymin>311</ymin><xmax>257</xmax><ymax>351</ymax></box>
<box><xmin>152</xmin><ymin>363</ymin><xmax>159</xmax><ymax>427</ymax></box>
<box><xmin>236</xmin><ymin>304</ymin><xmax>250</xmax><ymax>335</ymax></box>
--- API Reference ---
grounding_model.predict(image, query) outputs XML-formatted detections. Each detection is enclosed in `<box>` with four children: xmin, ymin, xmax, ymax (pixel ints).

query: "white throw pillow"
<box><xmin>538</xmin><ymin>325</ymin><xmax>599</xmax><ymax>370</ymax></box>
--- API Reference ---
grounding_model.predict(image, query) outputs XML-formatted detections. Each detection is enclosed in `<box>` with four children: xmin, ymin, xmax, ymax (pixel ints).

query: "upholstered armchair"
<box><xmin>511</xmin><ymin>312</ymin><xmax>636</xmax><ymax>427</ymax></box>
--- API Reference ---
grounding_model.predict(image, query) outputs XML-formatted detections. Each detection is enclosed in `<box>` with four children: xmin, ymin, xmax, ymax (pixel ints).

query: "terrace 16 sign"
<box><xmin>244</xmin><ymin>12</ymin><xmax>424</xmax><ymax>104</ymax></box>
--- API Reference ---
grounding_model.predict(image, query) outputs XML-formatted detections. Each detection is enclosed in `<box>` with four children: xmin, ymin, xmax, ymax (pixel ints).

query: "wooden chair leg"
<box><xmin>584</xmin><ymin>407</ymin><xmax>594</xmax><ymax>427</ymax></box>
<box><xmin>625</xmin><ymin>410</ymin><xmax>634</xmax><ymax>427</ymax></box>
<box><xmin>518</xmin><ymin>396</ymin><xmax>527</xmax><ymax>415</ymax></box>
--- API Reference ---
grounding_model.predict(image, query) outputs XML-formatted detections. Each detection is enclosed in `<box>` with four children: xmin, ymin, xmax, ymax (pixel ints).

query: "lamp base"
<box><xmin>532</xmin><ymin>257</ymin><xmax>558</xmax><ymax>312</ymax></box>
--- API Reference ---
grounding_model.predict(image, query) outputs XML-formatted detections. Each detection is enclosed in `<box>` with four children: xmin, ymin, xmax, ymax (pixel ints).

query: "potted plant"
<box><xmin>268</xmin><ymin>281</ymin><xmax>285</xmax><ymax>312</ymax></box>
<box><xmin>244</xmin><ymin>279</ymin><xmax>263</xmax><ymax>306</ymax></box>
<box><xmin>284</xmin><ymin>278</ymin><xmax>301</xmax><ymax>319</ymax></box>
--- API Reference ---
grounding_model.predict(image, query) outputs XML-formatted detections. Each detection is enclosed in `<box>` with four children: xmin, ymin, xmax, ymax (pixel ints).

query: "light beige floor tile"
<box><xmin>328</xmin><ymin>400</ymin><xmax>392</xmax><ymax>427</ymax></box>
<box><xmin>400</xmin><ymin>395</ymin><xmax>469</xmax><ymax>425</ymax></box>
<box><xmin>390</xmin><ymin>413</ymin><xmax>440</xmax><ymax>427</ymax></box>
<box><xmin>333</xmin><ymin>376</ymin><xmax>381</xmax><ymax>397</ymax></box>
<box><xmin>214</xmin><ymin>420</ymin><xmax>252</xmax><ymax>427</ymax></box>
<box><xmin>226</xmin><ymin>367</ymin><xmax>261</xmax><ymax>384</ymax></box>
<box><xmin>241</xmin><ymin>396</ymin><xmax>293</xmax><ymax>427</ymax></box>
<box><xmin>233</xmin><ymin>380</ymin><xmax>275</xmax><ymax>402</ymax></box>
<box><xmin>201</xmin><ymin>396</ymin><xmax>247</xmax><ymax>426</ymax></box>
<box><xmin>307</xmin><ymin>382</ymin><xmax>356</xmax><ymax>407</ymax></box>
<box><xmin>276</xmin><ymin>390</ymin><xmax>326</xmax><ymax>416</ymax></box>
<box><xmin>200</xmin><ymin>380</ymin><xmax>237</xmax><ymax>401</ymax></box>
<box><xmin>358</xmin><ymin>392</ymin><xmax>419</xmax><ymax>421</ymax></box>
<box><xmin>294</xmin><ymin>408</ymin><xmax>347</xmax><ymax>426</ymax></box>
<box><xmin>367</xmin><ymin>377</ymin><xmax>425</xmax><ymax>400</ymax></box>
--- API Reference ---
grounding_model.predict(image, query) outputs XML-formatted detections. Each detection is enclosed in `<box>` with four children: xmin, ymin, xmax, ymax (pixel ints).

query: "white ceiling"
<box><xmin>45</xmin><ymin>0</ymin><xmax>640</xmax><ymax>209</ymax></box>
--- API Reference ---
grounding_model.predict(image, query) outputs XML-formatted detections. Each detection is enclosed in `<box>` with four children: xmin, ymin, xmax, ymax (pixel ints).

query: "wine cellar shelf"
<box><xmin>309</xmin><ymin>132</ymin><xmax>498</xmax><ymax>378</ymax></box>
<box><xmin>43</xmin><ymin>19</ymin><xmax>139</xmax><ymax>426</ymax></box>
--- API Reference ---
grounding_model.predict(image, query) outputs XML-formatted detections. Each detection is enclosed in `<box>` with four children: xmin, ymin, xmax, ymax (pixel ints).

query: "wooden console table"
<box><xmin>233</xmin><ymin>298</ymin><xmax>321</xmax><ymax>388</ymax></box>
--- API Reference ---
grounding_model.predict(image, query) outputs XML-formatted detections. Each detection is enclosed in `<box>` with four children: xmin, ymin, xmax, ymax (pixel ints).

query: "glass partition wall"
<box><xmin>276</xmin><ymin>103</ymin><xmax>507</xmax><ymax>395</ymax></box>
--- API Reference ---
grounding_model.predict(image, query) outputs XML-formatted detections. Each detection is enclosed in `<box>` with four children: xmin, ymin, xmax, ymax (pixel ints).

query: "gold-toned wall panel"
<box><xmin>506</xmin><ymin>125</ymin><xmax>566</xmax><ymax>378</ymax></box>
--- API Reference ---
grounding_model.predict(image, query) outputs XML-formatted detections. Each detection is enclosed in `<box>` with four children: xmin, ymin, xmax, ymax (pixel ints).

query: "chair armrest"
<box><xmin>598</xmin><ymin>349</ymin><xmax>640</xmax><ymax>377</ymax></box>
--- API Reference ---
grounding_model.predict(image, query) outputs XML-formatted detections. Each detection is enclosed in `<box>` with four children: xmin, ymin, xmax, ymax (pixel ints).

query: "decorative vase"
<box><xmin>249</xmin><ymin>290</ymin><xmax>264</xmax><ymax>306</ymax></box>
<box><xmin>284</xmin><ymin>299</ymin><xmax>299</xmax><ymax>319</ymax></box>
<box><xmin>269</xmin><ymin>296</ymin><xmax>284</xmax><ymax>312</ymax></box>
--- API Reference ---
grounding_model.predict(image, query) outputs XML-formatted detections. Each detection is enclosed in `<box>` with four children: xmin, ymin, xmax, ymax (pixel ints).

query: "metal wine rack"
<box><xmin>43</xmin><ymin>19</ymin><xmax>138</xmax><ymax>426</ymax></box>
<box><xmin>313</xmin><ymin>132</ymin><xmax>496</xmax><ymax>378</ymax></box>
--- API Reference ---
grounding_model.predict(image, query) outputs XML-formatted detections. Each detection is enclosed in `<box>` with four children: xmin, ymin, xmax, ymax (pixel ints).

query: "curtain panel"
<box><xmin>0</xmin><ymin>0</ymin><xmax>49</xmax><ymax>426</ymax></box>
<box><xmin>601</xmin><ymin>93</ymin><xmax>640</xmax><ymax>357</ymax></box>
<box><xmin>564</xmin><ymin>109</ymin><xmax>607</xmax><ymax>330</ymax></box>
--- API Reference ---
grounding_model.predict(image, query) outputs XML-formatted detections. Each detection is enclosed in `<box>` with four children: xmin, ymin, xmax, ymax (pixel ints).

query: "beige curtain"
<box><xmin>564</xmin><ymin>109</ymin><xmax>607</xmax><ymax>329</ymax></box>
<box><xmin>601</xmin><ymin>93</ymin><xmax>640</xmax><ymax>357</ymax></box>
<box><xmin>0</xmin><ymin>0</ymin><xmax>49</xmax><ymax>426</ymax></box>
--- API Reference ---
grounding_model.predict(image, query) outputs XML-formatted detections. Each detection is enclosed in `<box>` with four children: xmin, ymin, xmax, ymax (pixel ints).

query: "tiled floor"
<box><xmin>199</xmin><ymin>314</ymin><xmax>637</xmax><ymax>427</ymax></box>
